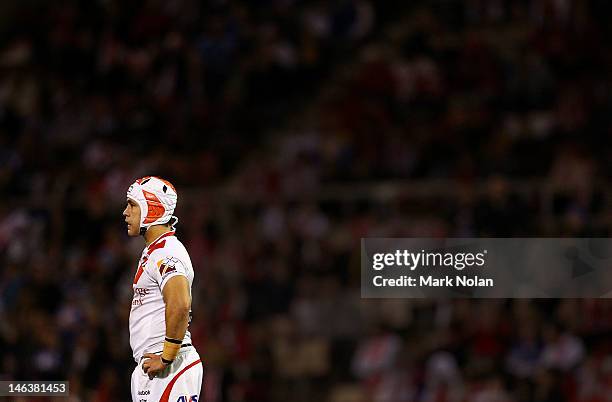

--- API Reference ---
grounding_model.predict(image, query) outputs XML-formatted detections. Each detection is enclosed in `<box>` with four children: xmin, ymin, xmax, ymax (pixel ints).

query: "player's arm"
<box><xmin>143</xmin><ymin>256</ymin><xmax>191</xmax><ymax>377</ymax></box>
<box><xmin>160</xmin><ymin>275</ymin><xmax>191</xmax><ymax>363</ymax></box>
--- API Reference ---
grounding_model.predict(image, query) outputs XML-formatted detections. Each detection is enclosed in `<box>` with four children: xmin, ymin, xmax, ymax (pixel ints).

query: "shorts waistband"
<box><xmin>139</xmin><ymin>344</ymin><xmax>193</xmax><ymax>361</ymax></box>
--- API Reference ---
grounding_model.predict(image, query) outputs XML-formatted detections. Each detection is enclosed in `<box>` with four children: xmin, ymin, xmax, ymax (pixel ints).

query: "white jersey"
<box><xmin>129</xmin><ymin>231</ymin><xmax>193</xmax><ymax>362</ymax></box>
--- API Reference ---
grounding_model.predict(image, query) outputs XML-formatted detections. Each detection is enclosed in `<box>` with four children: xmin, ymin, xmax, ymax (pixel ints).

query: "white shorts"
<box><xmin>131</xmin><ymin>346</ymin><xmax>203</xmax><ymax>402</ymax></box>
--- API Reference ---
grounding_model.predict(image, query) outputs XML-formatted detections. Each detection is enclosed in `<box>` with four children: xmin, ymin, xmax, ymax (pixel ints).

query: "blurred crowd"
<box><xmin>0</xmin><ymin>0</ymin><xmax>612</xmax><ymax>401</ymax></box>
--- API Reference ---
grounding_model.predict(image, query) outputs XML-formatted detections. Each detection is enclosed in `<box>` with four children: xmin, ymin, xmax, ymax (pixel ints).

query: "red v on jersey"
<box><xmin>133</xmin><ymin>257</ymin><xmax>150</xmax><ymax>284</ymax></box>
<box><xmin>133</xmin><ymin>231</ymin><xmax>175</xmax><ymax>284</ymax></box>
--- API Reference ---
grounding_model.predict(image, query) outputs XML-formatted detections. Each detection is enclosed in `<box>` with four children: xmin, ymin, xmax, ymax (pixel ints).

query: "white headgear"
<box><xmin>126</xmin><ymin>176</ymin><xmax>179</xmax><ymax>235</ymax></box>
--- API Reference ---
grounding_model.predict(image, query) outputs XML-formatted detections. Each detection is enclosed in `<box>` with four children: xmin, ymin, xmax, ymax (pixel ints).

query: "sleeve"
<box><xmin>151</xmin><ymin>254</ymin><xmax>189</xmax><ymax>291</ymax></box>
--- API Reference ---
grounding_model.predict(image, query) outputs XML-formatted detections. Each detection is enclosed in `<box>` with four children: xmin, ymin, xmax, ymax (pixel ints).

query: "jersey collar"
<box><xmin>147</xmin><ymin>231</ymin><xmax>175</xmax><ymax>251</ymax></box>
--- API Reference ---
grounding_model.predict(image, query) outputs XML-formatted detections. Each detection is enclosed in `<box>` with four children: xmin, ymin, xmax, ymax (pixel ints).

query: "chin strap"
<box><xmin>169</xmin><ymin>215</ymin><xmax>179</xmax><ymax>231</ymax></box>
<box><xmin>139</xmin><ymin>216</ymin><xmax>178</xmax><ymax>237</ymax></box>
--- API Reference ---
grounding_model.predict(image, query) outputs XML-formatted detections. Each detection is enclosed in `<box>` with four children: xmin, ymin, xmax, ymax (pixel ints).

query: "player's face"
<box><xmin>123</xmin><ymin>199</ymin><xmax>141</xmax><ymax>236</ymax></box>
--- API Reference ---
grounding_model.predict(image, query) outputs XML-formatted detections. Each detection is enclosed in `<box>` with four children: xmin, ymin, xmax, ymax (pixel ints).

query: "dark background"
<box><xmin>0</xmin><ymin>0</ymin><xmax>611</xmax><ymax>401</ymax></box>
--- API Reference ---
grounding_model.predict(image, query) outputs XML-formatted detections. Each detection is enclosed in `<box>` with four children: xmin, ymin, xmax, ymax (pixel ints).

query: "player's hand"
<box><xmin>142</xmin><ymin>353</ymin><xmax>168</xmax><ymax>379</ymax></box>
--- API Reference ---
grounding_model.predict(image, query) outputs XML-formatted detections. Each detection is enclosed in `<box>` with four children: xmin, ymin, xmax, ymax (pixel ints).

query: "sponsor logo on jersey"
<box><xmin>132</xmin><ymin>287</ymin><xmax>149</xmax><ymax>307</ymax></box>
<box><xmin>138</xmin><ymin>390</ymin><xmax>150</xmax><ymax>395</ymax></box>
<box><xmin>176</xmin><ymin>396</ymin><xmax>198</xmax><ymax>402</ymax></box>
<box><xmin>158</xmin><ymin>257</ymin><xmax>180</xmax><ymax>276</ymax></box>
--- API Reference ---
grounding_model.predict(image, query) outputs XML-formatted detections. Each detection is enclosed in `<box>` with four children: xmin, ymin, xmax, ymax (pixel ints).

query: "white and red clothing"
<box><xmin>129</xmin><ymin>231</ymin><xmax>203</xmax><ymax>402</ymax></box>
